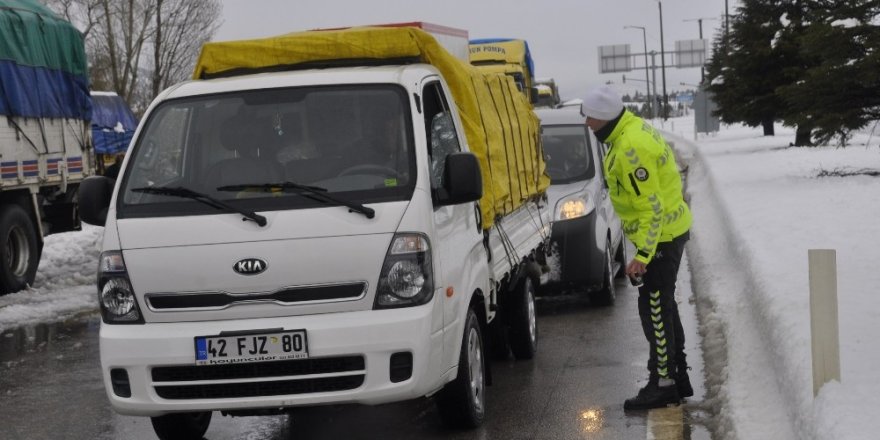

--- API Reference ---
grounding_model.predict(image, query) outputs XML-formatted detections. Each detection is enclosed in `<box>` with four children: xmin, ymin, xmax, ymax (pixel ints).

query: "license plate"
<box><xmin>194</xmin><ymin>329</ymin><xmax>308</xmax><ymax>366</ymax></box>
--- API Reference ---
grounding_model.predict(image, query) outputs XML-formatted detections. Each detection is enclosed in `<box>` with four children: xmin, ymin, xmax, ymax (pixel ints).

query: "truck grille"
<box><xmin>152</xmin><ymin>355</ymin><xmax>365</xmax><ymax>400</ymax></box>
<box><xmin>146</xmin><ymin>283</ymin><xmax>366</xmax><ymax>310</ymax></box>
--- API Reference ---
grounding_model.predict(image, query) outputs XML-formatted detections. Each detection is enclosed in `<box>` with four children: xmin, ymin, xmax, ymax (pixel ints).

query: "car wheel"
<box><xmin>437</xmin><ymin>308</ymin><xmax>486</xmax><ymax>428</ymax></box>
<box><xmin>150</xmin><ymin>411</ymin><xmax>212</xmax><ymax>440</ymax></box>
<box><xmin>589</xmin><ymin>239</ymin><xmax>616</xmax><ymax>306</ymax></box>
<box><xmin>509</xmin><ymin>277</ymin><xmax>537</xmax><ymax>360</ymax></box>
<box><xmin>614</xmin><ymin>236</ymin><xmax>627</xmax><ymax>279</ymax></box>
<box><xmin>0</xmin><ymin>204</ymin><xmax>40</xmax><ymax>295</ymax></box>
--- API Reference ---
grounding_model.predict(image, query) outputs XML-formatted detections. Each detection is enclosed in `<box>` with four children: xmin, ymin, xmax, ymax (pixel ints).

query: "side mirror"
<box><xmin>436</xmin><ymin>152</ymin><xmax>482</xmax><ymax>206</ymax></box>
<box><xmin>78</xmin><ymin>176</ymin><xmax>115</xmax><ymax>226</ymax></box>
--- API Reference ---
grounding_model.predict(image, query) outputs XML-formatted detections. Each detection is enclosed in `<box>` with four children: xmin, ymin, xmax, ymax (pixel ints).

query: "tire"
<box><xmin>436</xmin><ymin>309</ymin><xmax>486</xmax><ymax>429</ymax></box>
<box><xmin>0</xmin><ymin>204</ymin><xmax>40</xmax><ymax>295</ymax></box>
<box><xmin>614</xmin><ymin>236</ymin><xmax>627</xmax><ymax>279</ymax></box>
<box><xmin>488</xmin><ymin>317</ymin><xmax>511</xmax><ymax>360</ymax></box>
<box><xmin>589</xmin><ymin>239</ymin><xmax>617</xmax><ymax>306</ymax></box>
<box><xmin>509</xmin><ymin>277</ymin><xmax>537</xmax><ymax>360</ymax></box>
<box><xmin>150</xmin><ymin>412</ymin><xmax>212</xmax><ymax>440</ymax></box>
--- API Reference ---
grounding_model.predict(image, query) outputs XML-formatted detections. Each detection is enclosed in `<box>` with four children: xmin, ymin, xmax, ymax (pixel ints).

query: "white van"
<box><xmin>79</xmin><ymin>59</ymin><xmax>550</xmax><ymax>438</ymax></box>
<box><xmin>536</xmin><ymin>107</ymin><xmax>626</xmax><ymax>304</ymax></box>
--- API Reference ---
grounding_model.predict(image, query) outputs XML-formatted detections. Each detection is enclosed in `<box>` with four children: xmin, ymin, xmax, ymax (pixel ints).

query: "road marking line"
<box><xmin>647</xmin><ymin>406</ymin><xmax>684</xmax><ymax>440</ymax></box>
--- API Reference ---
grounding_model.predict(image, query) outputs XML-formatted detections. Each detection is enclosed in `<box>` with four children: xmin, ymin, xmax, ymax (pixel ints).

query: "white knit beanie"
<box><xmin>583</xmin><ymin>85</ymin><xmax>624</xmax><ymax>121</ymax></box>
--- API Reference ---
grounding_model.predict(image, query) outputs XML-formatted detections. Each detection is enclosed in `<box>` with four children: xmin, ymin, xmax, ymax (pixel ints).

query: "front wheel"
<box><xmin>614</xmin><ymin>237</ymin><xmax>627</xmax><ymax>279</ymax></box>
<box><xmin>150</xmin><ymin>412</ymin><xmax>212</xmax><ymax>440</ymax></box>
<box><xmin>589</xmin><ymin>239</ymin><xmax>617</xmax><ymax>306</ymax></box>
<box><xmin>436</xmin><ymin>309</ymin><xmax>486</xmax><ymax>428</ymax></box>
<box><xmin>0</xmin><ymin>204</ymin><xmax>40</xmax><ymax>295</ymax></box>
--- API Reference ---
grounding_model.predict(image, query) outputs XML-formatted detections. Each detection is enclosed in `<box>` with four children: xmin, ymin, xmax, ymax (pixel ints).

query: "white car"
<box><xmin>536</xmin><ymin>108</ymin><xmax>626</xmax><ymax>304</ymax></box>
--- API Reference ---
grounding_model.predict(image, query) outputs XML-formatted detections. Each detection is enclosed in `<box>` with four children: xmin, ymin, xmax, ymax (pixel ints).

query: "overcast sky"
<box><xmin>214</xmin><ymin>0</ymin><xmax>735</xmax><ymax>101</ymax></box>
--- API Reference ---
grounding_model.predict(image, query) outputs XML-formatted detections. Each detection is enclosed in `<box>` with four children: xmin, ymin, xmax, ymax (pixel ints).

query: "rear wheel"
<box><xmin>509</xmin><ymin>277</ymin><xmax>537</xmax><ymax>360</ymax></box>
<box><xmin>589</xmin><ymin>239</ymin><xmax>617</xmax><ymax>306</ymax></box>
<box><xmin>437</xmin><ymin>309</ymin><xmax>486</xmax><ymax>428</ymax></box>
<box><xmin>150</xmin><ymin>412</ymin><xmax>212</xmax><ymax>440</ymax></box>
<box><xmin>0</xmin><ymin>204</ymin><xmax>40</xmax><ymax>295</ymax></box>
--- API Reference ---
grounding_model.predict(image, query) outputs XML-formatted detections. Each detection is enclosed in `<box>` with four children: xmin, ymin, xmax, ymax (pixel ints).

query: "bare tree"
<box><xmin>43</xmin><ymin>0</ymin><xmax>222</xmax><ymax>114</ymax></box>
<box><xmin>46</xmin><ymin>0</ymin><xmax>103</xmax><ymax>39</ymax></box>
<box><xmin>151</xmin><ymin>0</ymin><xmax>221</xmax><ymax>97</ymax></box>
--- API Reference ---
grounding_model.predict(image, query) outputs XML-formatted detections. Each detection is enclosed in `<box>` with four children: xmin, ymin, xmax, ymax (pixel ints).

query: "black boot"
<box><xmin>676</xmin><ymin>370</ymin><xmax>693</xmax><ymax>399</ymax></box>
<box><xmin>624</xmin><ymin>380</ymin><xmax>680</xmax><ymax>410</ymax></box>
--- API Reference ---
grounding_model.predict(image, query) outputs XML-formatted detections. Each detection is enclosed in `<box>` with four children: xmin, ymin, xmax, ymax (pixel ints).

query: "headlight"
<box><xmin>555</xmin><ymin>193</ymin><xmax>593</xmax><ymax>221</ymax></box>
<box><xmin>97</xmin><ymin>251</ymin><xmax>144</xmax><ymax>324</ymax></box>
<box><xmin>374</xmin><ymin>234</ymin><xmax>434</xmax><ymax>309</ymax></box>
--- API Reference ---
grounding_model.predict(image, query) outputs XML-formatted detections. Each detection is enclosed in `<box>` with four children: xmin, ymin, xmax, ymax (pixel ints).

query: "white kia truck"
<box><xmin>78</xmin><ymin>26</ymin><xmax>550</xmax><ymax>439</ymax></box>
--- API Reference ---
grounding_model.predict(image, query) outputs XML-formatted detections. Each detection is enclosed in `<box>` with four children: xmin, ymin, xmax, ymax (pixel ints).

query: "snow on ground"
<box><xmin>0</xmin><ymin>115</ymin><xmax>878</xmax><ymax>439</ymax></box>
<box><xmin>0</xmin><ymin>224</ymin><xmax>102</xmax><ymax>333</ymax></box>
<box><xmin>661</xmin><ymin>117</ymin><xmax>880</xmax><ymax>440</ymax></box>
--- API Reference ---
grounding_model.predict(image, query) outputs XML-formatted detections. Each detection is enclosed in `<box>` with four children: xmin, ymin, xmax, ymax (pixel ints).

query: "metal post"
<box><xmin>658</xmin><ymin>1</ymin><xmax>668</xmax><ymax>120</ymax></box>
<box><xmin>625</xmin><ymin>25</ymin><xmax>652</xmax><ymax>118</ymax></box>
<box><xmin>650</xmin><ymin>51</ymin><xmax>658</xmax><ymax>120</ymax></box>
<box><xmin>809</xmin><ymin>249</ymin><xmax>841</xmax><ymax>397</ymax></box>
<box><xmin>725</xmin><ymin>0</ymin><xmax>730</xmax><ymax>39</ymax></box>
<box><xmin>698</xmin><ymin>19</ymin><xmax>705</xmax><ymax>82</ymax></box>
<box><xmin>685</xmin><ymin>17</ymin><xmax>717</xmax><ymax>83</ymax></box>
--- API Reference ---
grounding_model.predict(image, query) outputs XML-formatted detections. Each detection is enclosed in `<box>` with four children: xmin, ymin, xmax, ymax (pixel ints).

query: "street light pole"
<box><xmin>624</xmin><ymin>25</ymin><xmax>652</xmax><ymax>118</ymax></box>
<box><xmin>657</xmin><ymin>0</ymin><xmax>668</xmax><ymax>120</ymax></box>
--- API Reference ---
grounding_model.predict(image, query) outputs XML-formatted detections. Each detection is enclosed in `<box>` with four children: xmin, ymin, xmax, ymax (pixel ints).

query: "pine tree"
<box><xmin>705</xmin><ymin>0</ymin><xmax>812</xmax><ymax>139</ymax></box>
<box><xmin>778</xmin><ymin>0</ymin><xmax>880</xmax><ymax>146</ymax></box>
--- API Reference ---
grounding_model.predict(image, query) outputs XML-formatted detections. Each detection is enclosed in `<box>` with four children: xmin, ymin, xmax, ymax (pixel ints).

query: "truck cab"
<box><xmin>469</xmin><ymin>38</ymin><xmax>536</xmax><ymax>103</ymax></box>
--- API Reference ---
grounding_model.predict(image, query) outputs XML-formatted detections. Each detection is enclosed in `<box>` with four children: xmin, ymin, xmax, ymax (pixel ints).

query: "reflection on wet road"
<box><xmin>0</xmin><ymin>272</ymin><xmax>712</xmax><ymax>440</ymax></box>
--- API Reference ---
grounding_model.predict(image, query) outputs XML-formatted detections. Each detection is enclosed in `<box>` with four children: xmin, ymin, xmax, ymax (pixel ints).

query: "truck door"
<box><xmin>420</xmin><ymin>79</ymin><xmax>480</xmax><ymax>368</ymax></box>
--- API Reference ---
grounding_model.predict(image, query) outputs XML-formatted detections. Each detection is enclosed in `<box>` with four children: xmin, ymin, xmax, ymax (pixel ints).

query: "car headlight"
<box><xmin>555</xmin><ymin>193</ymin><xmax>594</xmax><ymax>221</ymax></box>
<box><xmin>97</xmin><ymin>251</ymin><xmax>144</xmax><ymax>324</ymax></box>
<box><xmin>374</xmin><ymin>234</ymin><xmax>434</xmax><ymax>309</ymax></box>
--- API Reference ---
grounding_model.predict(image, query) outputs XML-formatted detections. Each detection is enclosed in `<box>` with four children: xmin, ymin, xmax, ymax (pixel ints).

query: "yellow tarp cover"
<box><xmin>193</xmin><ymin>26</ymin><xmax>549</xmax><ymax>229</ymax></box>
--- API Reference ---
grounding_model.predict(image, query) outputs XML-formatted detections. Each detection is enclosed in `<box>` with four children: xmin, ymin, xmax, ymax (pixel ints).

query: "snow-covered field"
<box><xmin>1</xmin><ymin>115</ymin><xmax>878</xmax><ymax>439</ymax></box>
<box><xmin>663</xmin><ymin>117</ymin><xmax>880</xmax><ymax>440</ymax></box>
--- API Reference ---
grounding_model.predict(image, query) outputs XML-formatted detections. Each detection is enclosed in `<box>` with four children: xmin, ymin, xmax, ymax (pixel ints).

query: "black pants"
<box><xmin>637</xmin><ymin>231</ymin><xmax>689</xmax><ymax>381</ymax></box>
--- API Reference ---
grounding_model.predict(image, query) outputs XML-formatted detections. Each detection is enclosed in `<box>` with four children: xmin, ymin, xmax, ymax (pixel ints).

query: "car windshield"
<box><xmin>118</xmin><ymin>85</ymin><xmax>415</xmax><ymax>219</ymax></box>
<box><xmin>541</xmin><ymin>125</ymin><xmax>594</xmax><ymax>183</ymax></box>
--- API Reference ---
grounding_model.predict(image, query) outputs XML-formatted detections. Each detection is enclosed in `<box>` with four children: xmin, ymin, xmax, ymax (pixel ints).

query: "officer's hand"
<box><xmin>626</xmin><ymin>259</ymin><xmax>647</xmax><ymax>277</ymax></box>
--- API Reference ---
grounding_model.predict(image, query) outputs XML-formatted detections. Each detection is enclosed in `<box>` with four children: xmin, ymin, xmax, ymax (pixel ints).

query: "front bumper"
<box><xmin>547</xmin><ymin>210</ymin><xmax>604</xmax><ymax>288</ymax></box>
<box><xmin>100</xmin><ymin>304</ymin><xmax>445</xmax><ymax>416</ymax></box>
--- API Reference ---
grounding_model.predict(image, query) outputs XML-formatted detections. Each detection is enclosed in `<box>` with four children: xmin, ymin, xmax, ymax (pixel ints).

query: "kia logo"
<box><xmin>233</xmin><ymin>258</ymin><xmax>267</xmax><ymax>275</ymax></box>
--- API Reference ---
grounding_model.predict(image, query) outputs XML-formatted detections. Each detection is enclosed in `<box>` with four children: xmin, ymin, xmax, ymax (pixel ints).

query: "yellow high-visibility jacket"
<box><xmin>601</xmin><ymin>111</ymin><xmax>692</xmax><ymax>264</ymax></box>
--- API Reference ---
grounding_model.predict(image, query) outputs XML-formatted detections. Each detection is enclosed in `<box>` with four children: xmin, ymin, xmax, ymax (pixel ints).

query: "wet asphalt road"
<box><xmin>0</xmin><ymin>265</ymin><xmax>712</xmax><ymax>440</ymax></box>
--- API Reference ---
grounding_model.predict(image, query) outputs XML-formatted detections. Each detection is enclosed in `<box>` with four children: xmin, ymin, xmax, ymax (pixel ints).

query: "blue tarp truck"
<box><xmin>91</xmin><ymin>91</ymin><xmax>137</xmax><ymax>171</ymax></box>
<box><xmin>0</xmin><ymin>0</ymin><xmax>94</xmax><ymax>294</ymax></box>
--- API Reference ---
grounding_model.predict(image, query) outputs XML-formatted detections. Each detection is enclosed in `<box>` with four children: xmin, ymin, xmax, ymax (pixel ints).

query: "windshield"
<box><xmin>541</xmin><ymin>125</ymin><xmax>594</xmax><ymax>184</ymax></box>
<box><xmin>118</xmin><ymin>85</ymin><xmax>415</xmax><ymax>219</ymax></box>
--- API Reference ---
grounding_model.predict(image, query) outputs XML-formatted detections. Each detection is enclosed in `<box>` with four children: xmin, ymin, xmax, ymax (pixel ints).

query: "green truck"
<box><xmin>0</xmin><ymin>0</ymin><xmax>94</xmax><ymax>294</ymax></box>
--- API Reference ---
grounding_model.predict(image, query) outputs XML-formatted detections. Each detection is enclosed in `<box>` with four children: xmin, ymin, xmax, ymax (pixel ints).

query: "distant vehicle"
<box><xmin>0</xmin><ymin>0</ymin><xmax>95</xmax><ymax>295</ymax></box>
<box><xmin>469</xmin><ymin>38</ymin><xmax>536</xmax><ymax>102</ymax></box>
<box><xmin>91</xmin><ymin>91</ymin><xmax>138</xmax><ymax>173</ymax></box>
<box><xmin>536</xmin><ymin>107</ymin><xmax>626</xmax><ymax>305</ymax></box>
<box><xmin>534</xmin><ymin>78</ymin><xmax>561</xmax><ymax>108</ymax></box>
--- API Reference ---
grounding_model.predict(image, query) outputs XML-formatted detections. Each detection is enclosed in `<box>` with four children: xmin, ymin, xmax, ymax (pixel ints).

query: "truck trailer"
<box><xmin>79</xmin><ymin>25</ymin><xmax>551</xmax><ymax>439</ymax></box>
<box><xmin>0</xmin><ymin>0</ymin><xmax>94</xmax><ymax>294</ymax></box>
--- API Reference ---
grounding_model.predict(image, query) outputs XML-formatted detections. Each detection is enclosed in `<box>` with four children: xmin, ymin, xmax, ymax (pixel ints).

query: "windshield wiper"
<box><xmin>216</xmin><ymin>181</ymin><xmax>376</xmax><ymax>219</ymax></box>
<box><xmin>131</xmin><ymin>186</ymin><xmax>267</xmax><ymax>227</ymax></box>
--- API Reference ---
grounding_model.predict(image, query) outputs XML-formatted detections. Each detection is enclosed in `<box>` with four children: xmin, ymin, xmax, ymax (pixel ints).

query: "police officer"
<box><xmin>583</xmin><ymin>86</ymin><xmax>693</xmax><ymax>410</ymax></box>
